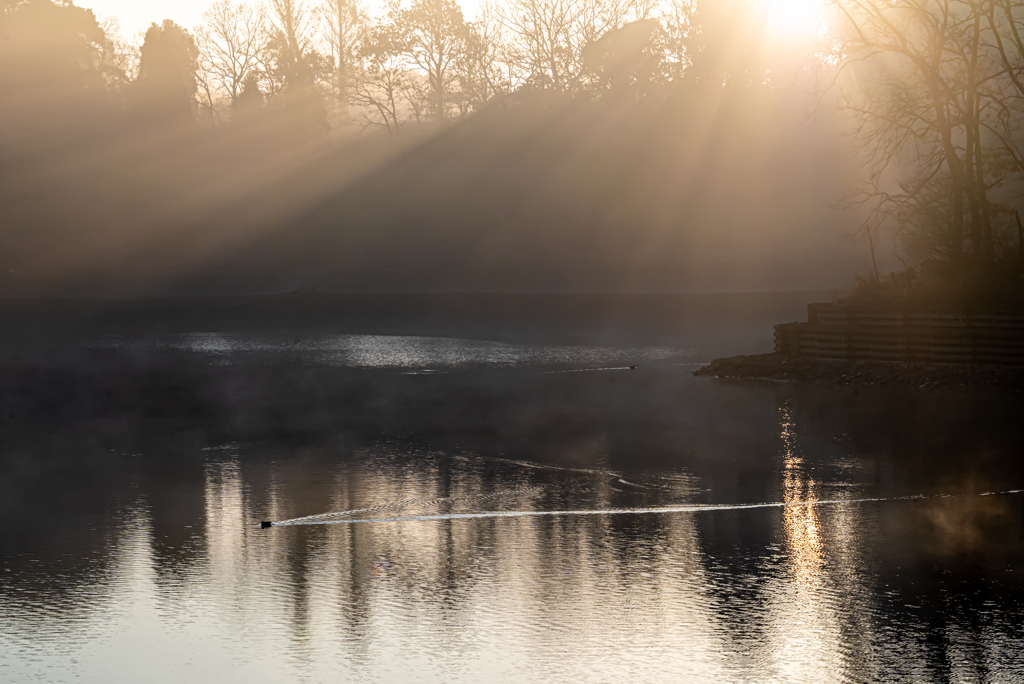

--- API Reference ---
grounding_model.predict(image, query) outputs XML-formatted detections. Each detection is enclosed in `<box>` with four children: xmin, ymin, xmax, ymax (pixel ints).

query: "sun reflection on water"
<box><xmin>767</xmin><ymin>401</ymin><xmax>846</xmax><ymax>682</ymax></box>
<box><xmin>777</xmin><ymin>402</ymin><xmax>824</xmax><ymax>586</ymax></box>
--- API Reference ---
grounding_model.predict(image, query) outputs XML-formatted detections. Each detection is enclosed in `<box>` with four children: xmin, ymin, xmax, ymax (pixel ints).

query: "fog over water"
<box><xmin>1</xmin><ymin>294</ymin><xmax>1022</xmax><ymax>683</ymax></box>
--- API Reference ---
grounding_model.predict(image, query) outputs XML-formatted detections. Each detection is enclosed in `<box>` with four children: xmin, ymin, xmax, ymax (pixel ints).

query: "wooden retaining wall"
<box><xmin>774</xmin><ymin>304</ymin><xmax>1024</xmax><ymax>365</ymax></box>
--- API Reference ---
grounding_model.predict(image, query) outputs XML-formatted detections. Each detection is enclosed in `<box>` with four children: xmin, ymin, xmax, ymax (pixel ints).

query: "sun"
<box><xmin>762</xmin><ymin>0</ymin><xmax>829</xmax><ymax>38</ymax></box>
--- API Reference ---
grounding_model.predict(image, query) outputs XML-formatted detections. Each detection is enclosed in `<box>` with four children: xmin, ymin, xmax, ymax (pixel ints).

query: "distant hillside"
<box><xmin>0</xmin><ymin>86</ymin><xmax>866</xmax><ymax>296</ymax></box>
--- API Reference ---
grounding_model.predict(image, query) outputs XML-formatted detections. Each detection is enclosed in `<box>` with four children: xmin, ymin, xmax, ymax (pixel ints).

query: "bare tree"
<box><xmin>384</xmin><ymin>0</ymin><xmax>468</xmax><ymax>120</ymax></box>
<box><xmin>500</xmin><ymin>0</ymin><xmax>586</xmax><ymax>89</ymax></box>
<box><xmin>195</xmin><ymin>0</ymin><xmax>268</xmax><ymax>111</ymax></box>
<box><xmin>457</xmin><ymin>0</ymin><xmax>517</xmax><ymax>108</ymax></box>
<box><xmin>824</xmin><ymin>0</ymin><xmax>1024</xmax><ymax>273</ymax></box>
<box><xmin>351</xmin><ymin>25</ymin><xmax>415</xmax><ymax>135</ymax></box>
<box><xmin>499</xmin><ymin>0</ymin><xmax>647</xmax><ymax>90</ymax></box>
<box><xmin>97</xmin><ymin>16</ymin><xmax>140</xmax><ymax>86</ymax></box>
<box><xmin>320</xmin><ymin>0</ymin><xmax>366</xmax><ymax>117</ymax></box>
<box><xmin>657</xmin><ymin>0</ymin><xmax>697</xmax><ymax>81</ymax></box>
<box><xmin>267</xmin><ymin>0</ymin><xmax>317</xmax><ymax>86</ymax></box>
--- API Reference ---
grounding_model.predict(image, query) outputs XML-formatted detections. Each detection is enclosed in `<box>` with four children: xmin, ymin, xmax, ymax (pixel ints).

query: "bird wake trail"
<box><xmin>272</xmin><ymin>485</ymin><xmax>546</xmax><ymax>526</ymax></box>
<box><xmin>267</xmin><ymin>490</ymin><xmax>1024</xmax><ymax>527</ymax></box>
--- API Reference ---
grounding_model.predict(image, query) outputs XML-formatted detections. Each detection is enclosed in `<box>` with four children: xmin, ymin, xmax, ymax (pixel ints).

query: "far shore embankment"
<box><xmin>694</xmin><ymin>353</ymin><xmax>1024</xmax><ymax>394</ymax></box>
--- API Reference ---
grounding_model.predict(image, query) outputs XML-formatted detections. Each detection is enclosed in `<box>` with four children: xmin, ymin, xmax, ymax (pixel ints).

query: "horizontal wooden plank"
<box><xmin>808</xmin><ymin>304</ymin><xmax>1024</xmax><ymax>329</ymax></box>
<box><xmin>777</xmin><ymin>307</ymin><xmax>1024</xmax><ymax>365</ymax></box>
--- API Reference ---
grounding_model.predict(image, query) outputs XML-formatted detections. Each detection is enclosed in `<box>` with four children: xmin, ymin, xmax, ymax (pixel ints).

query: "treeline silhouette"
<box><xmin>0</xmin><ymin>0</ymin><xmax>860</xmax><ymax>295</ymax></box>
<box><xmin>818</xmin><ymin>0</ymin><xmax>1024</xmax><ymax>307</ymax></box>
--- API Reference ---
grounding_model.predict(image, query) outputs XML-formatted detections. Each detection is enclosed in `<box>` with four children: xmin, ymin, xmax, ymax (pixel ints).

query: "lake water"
<box><xmin>2</xmin><ymin>297</ymin><xmax>1023</xmax><ymax>683</ymax></box>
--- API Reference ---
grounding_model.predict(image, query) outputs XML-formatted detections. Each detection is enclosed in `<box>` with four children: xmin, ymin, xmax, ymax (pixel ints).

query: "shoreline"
<box><xmin>693</xmin><ymin>353</ymin><xmax>1024</xmax><ymax>394</ymax></box>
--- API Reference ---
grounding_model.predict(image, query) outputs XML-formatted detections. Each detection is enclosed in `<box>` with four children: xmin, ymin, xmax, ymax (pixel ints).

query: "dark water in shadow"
<box><xmin>1</xmin><ymin>297</ymin><xmax>1023</xmax><ymax>683</ymax></box>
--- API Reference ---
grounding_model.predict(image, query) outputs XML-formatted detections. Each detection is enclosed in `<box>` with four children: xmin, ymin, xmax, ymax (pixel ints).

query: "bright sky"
<box><xmin>81</xmin><ymin>0</ymin><xmax>824</xmax><ymax>43</ymax></box>
<box><xmin>764</xmin><ymin>0</ymin><xmax>828</xmax><ymax>38</ymax></box>
<box><xmin>81</xmin><ymin>0</ymin><xmax>208</xmax><ymax>36</ymax></box>
<box><xmin>77</xmin><ymin>1</ymin><xmax>187</xmax><ymax>36</ymax></box>
<box><xmin>80</xmin><ymin>0</ymin><xmax>459</xmax><ymax>36</ymax></box>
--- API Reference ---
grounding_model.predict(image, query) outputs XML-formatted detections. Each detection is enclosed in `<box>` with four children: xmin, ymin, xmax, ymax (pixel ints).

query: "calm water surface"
<box><xmin>2</xmin><ymin>326</ymin><xmax>1023</xmax><ymax>683</ymax></box>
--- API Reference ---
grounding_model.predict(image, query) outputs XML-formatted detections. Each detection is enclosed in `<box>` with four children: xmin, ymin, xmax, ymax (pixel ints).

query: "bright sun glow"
<box><xmin>762</xmin><ymin>0</ymin><xmax>828</xmax><ymax>38</ymax></box>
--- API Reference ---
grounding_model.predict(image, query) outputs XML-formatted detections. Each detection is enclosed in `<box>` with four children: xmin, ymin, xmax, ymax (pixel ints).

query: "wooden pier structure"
<box><xmin>774</xmin><ymin>304</ymin><xmax>1024</xmax><ymax>365</ymax></box>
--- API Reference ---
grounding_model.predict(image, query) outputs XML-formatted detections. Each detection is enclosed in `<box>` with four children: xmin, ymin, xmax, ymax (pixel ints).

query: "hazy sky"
<box><xmin>81</xmin><ymin>0</ymin><xmax>825</xmax><ymax>40</ymax></box>
<box><xmin>82</xmin><ymin>0</ymin><xmax>208</xmax><ymax>36</ymax></box>
<box><xmin>80</xmin><ymin>0</ymin><xmax>478</xmax><ymax>35</ymax></box>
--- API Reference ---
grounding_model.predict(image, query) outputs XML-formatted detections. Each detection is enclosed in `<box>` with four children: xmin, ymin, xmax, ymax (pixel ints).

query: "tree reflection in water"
<box><xmin>1</xmin><ymin>351</ymin><xmax>1023</xmax><ymax>682</ymax></box>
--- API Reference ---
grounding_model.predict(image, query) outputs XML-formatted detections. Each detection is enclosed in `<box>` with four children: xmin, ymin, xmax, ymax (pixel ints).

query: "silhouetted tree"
<box><xmin>582</xmin><ymin>17</ymin><xmax>663</xmax><ymax>93</ymax></box>
<box><xmin>657</xmin><ymin>0</ymin><xmax>697</xmax><ymax>81</ymax></box>
<box><xmin>320</xmin><ymin>0</ymin><xmax>366</xmax><ymax>120</ymax></box>
<box><xmin>136</xmin><ymin>19</ymin><xmax>199</xmax><ymax>124</ymax></box>
<box><xmin>383</xmin><ymin>0</ymin><xmax>468</xmax><ymax>120</ymax></box>
<box><xmin>825</xmin><ymin>0</ymin><xmax>1024</xmax><ymax>280</ymax></box>
<box><xmin>351</xmin><ymin>23</ymin><xmax>420</xmax><ymax>134</ymax></box>
<box><xmin>456</xmin><ymin>1</ymin><xmax>516</xmax><ymax>109</ymax></box>
<box><xmin>0</xmin><ymin>0</ymin><xmax>111</xmax><ymax>138</ymax></box>
<box><xmin>500</xmin><ymin>0</ymin><xmax>587</xmax><ymax>89</ymax></box>
<box><xmin>249</xmin><ymin>0</ymin><xmax>330</xmax><ymax>137</ymax></box>
<box><xmin>267</xmin><ymin>0</ymin><xmax>316</xmax><ymax>87</ymax></box>
<box><xmin>233</xmin><ymin>73</ymin><xmax>266</xmax><ymax>115</ymax></box>
<box><xmin>195</xmin><ymin>0</ymin><xmax>268</xmax><ymax>118</ymax></box>
<box><xmin>498</xmin><ymin>0</ymin><xmax>649</xmax><ymax>90</ymax></box>
<box><xmin>95</xmin><ymin>16</ymin><xmax>136</xmax><ymax>89</ymax></box>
